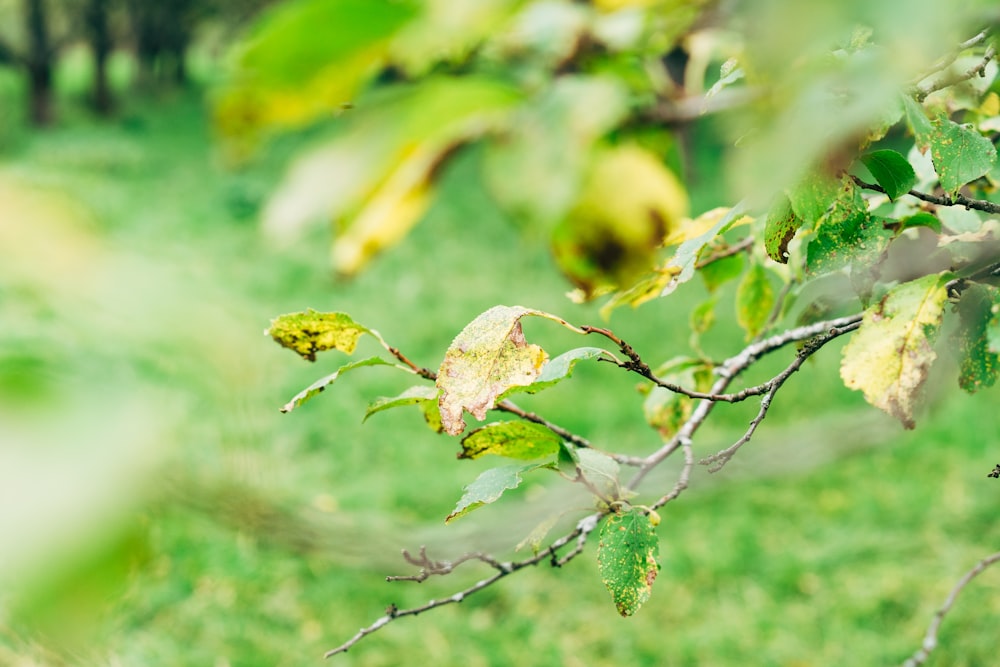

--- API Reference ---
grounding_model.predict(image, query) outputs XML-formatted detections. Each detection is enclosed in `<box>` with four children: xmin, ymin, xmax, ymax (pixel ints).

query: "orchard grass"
<box><xmin>1</xmin><ymin>83</ymin><xmax>998</xmax><ymax>667</ymax></box>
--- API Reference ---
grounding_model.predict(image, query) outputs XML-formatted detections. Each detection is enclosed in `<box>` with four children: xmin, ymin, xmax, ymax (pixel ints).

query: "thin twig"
<box><xmin>700</xmin><ymin>319</ymin><xmax>862</xmax><ymax>471</ymax></box>
<box><xmin>651</xmin><ymin>436</ymin><xmax>694</xmax><ymax>511</ymax></box>
<box><xmin>909</xmin><ymin>29</ymin><xmax>990</xmax><ymax>85</ymax></box>
<box><xmin>324</xmin><ymin>514</ymin><xmax>600</xmax><ymax>657</ymax></box>
<box><xmin>852</xmin><ymin>176</ymin><xmax>1000</xmax><ymax>215</ymax></box>
<box><xmin>385</xmin><ymin>547</ymin><xmax>510</xmax><ymax>582</ymax></box>
<box><xmin>386</xmin><ymin>346</ymin><xmax>437</xmax><ymax>381</ymax></box>
<box><xmin>623</xmin><ymin>314</ymin><xmax>863</xmax><ymax>492</ymax></box>
<box><xmin>695</xmin><ymin>236</ymin><xmax>754</xmax><ymax>269</ymax></box>
<box><xmin>902</xmin><ymin>551</ymin><xmax>1000</xmax><ymax>667</ymax></box>
<box><xmin>914</xmin><ymin>44</ymin><xmax>996</xmax><ymax>101</ymax></box>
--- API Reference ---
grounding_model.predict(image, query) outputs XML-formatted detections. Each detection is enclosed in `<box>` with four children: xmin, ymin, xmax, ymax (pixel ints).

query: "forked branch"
<box><xmin>324</xmin><ymin>314</ymin><xmax>864</xmax><ymax>657</ymax></box>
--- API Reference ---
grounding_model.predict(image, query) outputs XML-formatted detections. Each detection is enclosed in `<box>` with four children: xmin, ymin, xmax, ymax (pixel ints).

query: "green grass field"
<box><xmin>1</xmin><ymin>72</ymin><xmax>999</xmax><ymax>667</ymax></box>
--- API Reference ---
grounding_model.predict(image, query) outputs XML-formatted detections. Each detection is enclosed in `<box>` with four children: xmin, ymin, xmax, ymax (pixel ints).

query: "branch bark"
<box><xmin>902</xmin><ymin>551</ymin><xmax>1000</xmax><ymax>667</ymax></box>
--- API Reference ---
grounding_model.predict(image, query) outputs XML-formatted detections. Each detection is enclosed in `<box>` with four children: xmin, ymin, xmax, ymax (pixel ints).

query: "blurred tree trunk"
<box><xmin>127</xmin><ymin>0</ymin><xmax>195</xmax><ymax>89</ymax></box>
<box><xmin>24</xmin><ymin>0</ymin><xmax>54</xmax><ymax>126</ymax></box>
<box><xmin>85</xmin><ymin>0</ymin><xmax>114</xmax><ymax>115</ymax></box>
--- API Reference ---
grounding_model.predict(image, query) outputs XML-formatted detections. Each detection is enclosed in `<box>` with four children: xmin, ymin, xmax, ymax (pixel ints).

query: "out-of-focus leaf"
<box><xmin>786</xmin><ymin>171</ymin><xmax>841</xmax><ymax>224</ymax></box>
<box><xmin>482</xmin><ymin>76</ymin><xmax>628</xmax><ymax>227</ymax></box>
<box><xmin>689</xmin><ymin>297</ymin><xmax>716</xmax><ymax>336</ymax></box>
<box><xmin>438</xmin><ymin>306</ymin><xmax>583</xmax><ymax>435</ymax></box>
<box><xmin>764</xmin><ymin>195</ymin><xmax>803</xmax><ymax>264</ymax></box>
<box><xmin>927</xmin><ymin>116</ymin><xmax>997</xmax><ymax>193</ymax></box>
<box><xmin>391</xmin><ymin>0</ymin><xmax>521</xmax><ymax>75</ymax></box>
<box><xmin>500</xmin><ymin>347</ymin><xmax>612</xmax><ymax>399</ymax></box>
<box><xmin>736</xmin><ymin>260</ymin><xmax>776</xmax><ymax>339</ymax></box>
<box><xmin>516</xmin><ymin>513</ymin><xmax>562</xmax><ymax>554</ymax></box>
<box><xmin>643</xmin><ymin>357</ymin><xmax>713</xmax><ymax>438</ymax></box>
<box><xmin>486</xmin><ymin>0</ymin><xmax>589</xmax><ymax>69</ymax></box>
<box><xmin>899</xmin><ymin>212</ymin><xmax>942</xmax><ymax>233</ymax></box>
<box><xmin>576</xmin><ymin>448</ymin><xmax>620</xmax><ymax>498</ymax></box>
<box><xmin>699</xmin><ymin>250</ymin><xmax>745</xmax><ymax>292</ymax></box>
<box><xmin>840</xmin><ymin>273</ymin><xmax>950</xmax><ymax>428</ymax></box>
<box><xmin>551</xmin><ymin>144</ymin><xmax>688</xmax><ymax>298</ymax></box>
<box><xmin>363</xmin><ymin>385</ymin><xmax>441</xmax><ymax>431</ymax></box>
<box><xmin>445</xmin><ymin>463</ymin><xmax>549</xmax><ymax>523</ymax></box>
<box><xmin>860</xmin><ymin>150</ymin><xmax>916</xmax><ymax>201</ymax></box>
<box><xmin>216</xmin><ymin>0</ymin><xmax>417</xmax><ymax>140</ymax></box>
<box><xmin>598</xmin><ymin>205</ymin><xmax>748</xmax><ymax>318</ymax></box>
<box><xmin>280</xmin><ymin>357</ymin><xmax>402</xmax><ymax>413</ymax></box>
<box><xmin>262</xmin><ymin>78</ymin><xmax>521</xmax><ymax>273</ymax></box>
<box><xmin>806</xmin><ymin>181</ymin><xmax>891</xmax><ymax>275</ymax></box>
<box><xmin>458</xmin><ymin>421</ymin><xmax>562</xmax><ymax>460</ymax></box>
<box><xmin>266</xmin><ymin>310</ymin><xmax>372</xmax><ymax>361</ymax></box>
<box><xmin>902</xmin><ymin>94</ymin><xmax>934</xmax><ymax>152</ymax></box>
<box><xmin>955</xmin><ymin>284</ymin><xmax>1000</xmax><ymax>393</ymax></box>
<box><xmin>597</xmin><ymin>507</ymin><xmax>660</xmax><ymax>617</ymax></box>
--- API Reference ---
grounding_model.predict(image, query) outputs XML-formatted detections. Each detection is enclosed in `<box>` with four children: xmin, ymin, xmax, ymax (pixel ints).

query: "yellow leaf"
<box><xmin>552</xmin><ymin>144</ymin><xmax>688</xmax><ymax>298</ymax></box>
<box><xmin>437</xmin><ymin>306</ymin><xmax>550</xmax><ymax>436</ymax></box>
<box><xmin>331</xmin><ymin>142</ymin><xmax>438</xmax><ymax>276</ymax></box>
<box><xmin>840</xmin><ymin>274</ymin><xmax>950</xmax><ymax>428</ymax></box>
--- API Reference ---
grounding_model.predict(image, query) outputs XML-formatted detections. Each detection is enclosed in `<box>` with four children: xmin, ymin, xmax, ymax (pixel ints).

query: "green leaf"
<box><xmin>642</xmin><ymin>357</ymin><xmax>713</xmax><ymax>438</ymax></box>
<box><xmin>806</xmin><ymin>181</ymin><xmax>892</xmax><ymax>276</ymax></box>
<box><xmin>445</xmin><ymin>463</ymin><xmax>548</xmax><ymax>523</ymax></box>
<box><xmin>216</xmin><ymin>0</ymin><xmax>417</xmax><ymax>139</ymax></box>
<box><xmin>500</xmin><ymin>347</ymin><xmax>611</xmax><ymax>399</ymax></box>
<box><xmin>662</xmin><ymin>204</ymin><xmax>747</xmax><ymax>296</ymax></box>
<box><xmin>597</xmin><ymin>507</ymin><xmax>661</xmax><ymax>617</ymax></box>
<box><xmin>481</xmin><ymin>75</ymin><xmax>628</xmax><ymax>227</ymax></box>
<box><xmin>902</xmin><ymin>95</ymin><xmax>934</xmax><ymax>151</ymax></box>
<box><xmin>699</xmin><ymin>250</ymin><xmax>745</xmax><ymax>292</ymax></box>
<box><xmin>736</xmin><ymin>260</ymin><xmax>776</xmax><ymax>339</ymax></box>
<box><xmin>437</xmin><ymin>306</ymin><xmax>583</xmax><ymax>435</ymax></box>
<box><xmin>263</xmin><ymin>77</ymin><xmax>521</xmax><ymax>275</ymax></box>
<box><xmin>280</xmin><ymin>357</ymin><xmax>400</xmax><ymax>413</ymax></box>
<box><xmin>785</xmin><ymin>171</ymin><xmax>841</xmax><ymax>223</ymax></box>
<box><xmin>516</xmin><ymin>513</ymin><xmax>562</xmax><ymax>555</ymax></box>
<box><xmin>364</xmin><ymin>385</ymin><xmax>441</xmax><ymax>431</ymax></box>
<box><xmin>928</xmin><ymin>116</ymin><xmax>997</xmax><ymax>193</ymax></box>
<box><xmin>898</xmin><ymin>212</ymin><xmax>942</xmax><ymax>233</ymax></box>
<box><xmin>266</xmin><ymin>310</ymin><xmax>372</xmax><ymax>361</ymax></box>
<box><xmin>840</xmin><ymin>273</ymin><xmax>950</xmax><ymax>428</ymax></box>
<box><xmin>458</xmin><ymin>421</ymin><xmax>562</xmax><ymax>460</ymax></box>
<box><xmin>577</xmin><ymin>448</ymin><xmax>621</xmax><ymax>499</ymax></box>
<box><xmin>763</xmin><ymin>194</ymin><xmax>803</xmax><ymax>264</ymax></box>
<box><xmin>860</xmin><ymin>149</ymin><xmax>916</xmax><ymax>201</ymax></box>
<box><xmin>689</xmin><ymin>297</ymin><xmax>716</xmax><ymax>336</ymax></box>
<box><xmin>955</xmin><ymin>284</ymin><xmax>1000</xmax><ymax>393</ymax></box>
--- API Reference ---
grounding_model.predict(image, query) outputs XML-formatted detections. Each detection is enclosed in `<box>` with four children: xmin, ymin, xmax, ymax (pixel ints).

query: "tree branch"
<box><xmin>852</xmin><ymin>176</ymin><xmax>1000</xmax><ymax>216</ymax></box>
<box><xmin>913</xmin><ymin>38</ymin><xmax>996</xmax><ymax>101</ymax></box>
<box><xmin>323</xmin><ymin>513</ymin><xmax>600</xmax><ymax>657</ymax></box>
<box><xmin>700</xmin><ymin>318</ymin><xmax>862</xmax><ymax>471</ymax></box>
<box><xmin>902</xmin><ymin>551</ymin><xmax>1000</xmax><ymax>667</ymax></box>
<box><xmin>623</xmin><ymin>314</ymin><xmax>863</xmax><ymax>492</ymax></box>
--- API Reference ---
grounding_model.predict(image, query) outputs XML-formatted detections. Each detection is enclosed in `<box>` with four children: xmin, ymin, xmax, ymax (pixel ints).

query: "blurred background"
<box><xmin>1</xmin><ymin>1</ymin><xmax>999</xmax><ymax>665</ymax></box>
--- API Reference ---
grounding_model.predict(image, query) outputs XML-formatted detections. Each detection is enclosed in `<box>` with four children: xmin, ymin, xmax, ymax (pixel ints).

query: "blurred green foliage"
<box><xmin>1</xmin><ymin>0</ymin><xmax>1000</xmax><ymax>665</ymax></box>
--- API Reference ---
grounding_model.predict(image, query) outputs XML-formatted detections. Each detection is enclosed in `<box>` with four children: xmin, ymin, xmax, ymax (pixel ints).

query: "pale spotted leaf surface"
<box><xmin>458</xmin><ymin>421</ymin><xmax>562</xmax><ymax>460</ymax></box>
<box><xmin>266</xmin><ymin>310</ymin><xmax>372</xmax><ymax>361</ymax></box>
<box><xmin>437</xmin><ymin>306</ymin><xmax>562</xmax><ymax>435</ymax></box>
<box><xmin>445</xmin><ymin>463</ymin><xmax>549</xmax><ymax>523</ymax></box>
<box><xmin>499</xmin><ymin>347</ymin><xmax>611</xmax><ymax>400</ymax></box>
<box><xmin>840</xmin><ymin>273</ymin><xmax>950</xmax><ymax>428</ymax></box>
<box><xmin>597</xmin><ymin>507</ymin><xmax>660</xmax><ymax>617</ymax></box>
